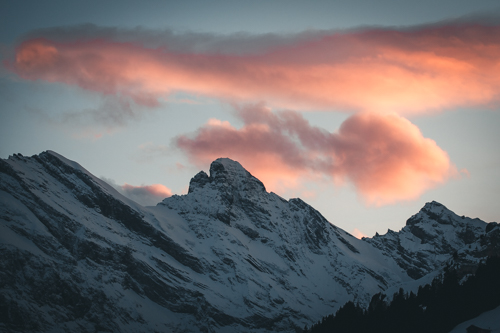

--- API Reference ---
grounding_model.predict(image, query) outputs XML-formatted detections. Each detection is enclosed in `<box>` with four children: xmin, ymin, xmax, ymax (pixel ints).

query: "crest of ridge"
<box><xmin>188</xmin><ymin>158</ymin><xmax>266</xmax><ymax>194</ymax></box>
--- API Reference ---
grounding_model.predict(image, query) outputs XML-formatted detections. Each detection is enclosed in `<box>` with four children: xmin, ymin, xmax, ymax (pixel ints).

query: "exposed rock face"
<box><xmin>364</xmin><ymin>201</ymin><xmax>487</xmax><ymax>279</ymax></box>
<box><xmin>0</xmin><ymin>152</ymin><xmax>494</xmax><ymax>332</ymax></box>
<box><xmin>182</xmin><ymin>158</ymin><xmax>267</xmax><ymax>226</ymax></box>
<box><xmin>446</xmin><ymin>220</ymin><xmax>500</xmax><ymax>279</ymax></box>
<box><xmin>188</xmin><ymin>170</ymin><xmax>210</xmax><ymax>193</ymax></box>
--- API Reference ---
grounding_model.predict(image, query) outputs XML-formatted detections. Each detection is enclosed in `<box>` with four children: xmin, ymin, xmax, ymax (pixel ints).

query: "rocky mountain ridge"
<box><xmin>0</xmin><ymin>151</ymin><xmax>494</xmax><ymax>332</ymax></box>
<box><xmin>364</xmin><ymin>201</ymin><xmax>487</xmax><ymax>279</ymax></box>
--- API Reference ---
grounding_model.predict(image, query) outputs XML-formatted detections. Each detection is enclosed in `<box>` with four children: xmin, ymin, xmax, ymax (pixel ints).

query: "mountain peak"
<box><xmin>188</xmin><ymin>170</ymin><xmax>210</xmax><ymax>193</ymax></box>
<box><xmin>421</xmin><ymin>200</ymin><xmax>447</xmax><ymax>213</ymax></box>
<box><xmin>210</xmin><ymin>157</ymin><xmax>265</xmax><ymax>191</ymax></box>
<box><xmin>366</xmin><ymin>201</ymin><xmax>488</xmax><ymax>279</ymax></box>
<box><xmin>188</xmin><ymin>157</ymin><xmax>266</xmax><ymax>194</ymax></box>
<box><xmin>406</xmin><ymin>201</ymin><xmax>451</xmax><ymax>227</ymax></box>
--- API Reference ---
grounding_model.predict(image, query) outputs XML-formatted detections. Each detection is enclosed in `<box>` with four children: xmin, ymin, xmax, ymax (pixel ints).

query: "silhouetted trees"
<box><xmin>307</xmin><ymin>256</ymin><xmax>500</xmax><ymax>333</ymax></box>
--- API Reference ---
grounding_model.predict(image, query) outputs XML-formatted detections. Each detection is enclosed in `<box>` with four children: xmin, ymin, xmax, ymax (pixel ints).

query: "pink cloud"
<box><xmin>6</xmin><ymin>22</ymin><xmax>500</xmax><ymax>114</ymax></box>
<box><xmin>120</xmin><ymin>183</ymin><xmax>172</xmax><ymax>206</ymax></box>
<box><xmin>175</xmin><ymin>104</ymin><xmax>457</xmax><ymax>205</ymax></box>
<box><xmin>332</xmin><ymin>112</ymin><xmax>457</xmax><ymax>205</ymax></box>
<box><xmin>352</xmin><ymin>228</ymin><xmax>368</xmax><ymax>239</ymax></box>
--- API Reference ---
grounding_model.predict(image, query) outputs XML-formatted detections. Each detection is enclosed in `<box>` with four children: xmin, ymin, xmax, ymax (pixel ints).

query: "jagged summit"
<box><xmin>406</xmin><ymin>200</ymin><xmax>450</xmax><ymax>226</ymax></box>
<box><xmin>422</xmin><ymin>200</ymin><xmax>446</xmax><ymax>211</ymax></box>
<box><xmin>365</xmin><ymin>200</ymin><xmax>488</xmax><ymax>279</ymax></box>
<box><xmin>188</xmin><ymin>157</ymin><xmax>266</xmax><ymax>194</ymax></box>
<box><xmin>406</xmin><ymin>200</ymin><xmax>485</xmax><ymax>230</ymax></box>
<box><xmin>188</xmin><ymin>171</ymin><xmax>210</xmax><ymax>193</ymax></box>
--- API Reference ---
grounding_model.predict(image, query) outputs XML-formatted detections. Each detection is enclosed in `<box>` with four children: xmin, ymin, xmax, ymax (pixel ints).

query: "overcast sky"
<box><xmin>1</xmin><ymin>0</ymin><xmax>499</xmax><ymax>238</ymax></box>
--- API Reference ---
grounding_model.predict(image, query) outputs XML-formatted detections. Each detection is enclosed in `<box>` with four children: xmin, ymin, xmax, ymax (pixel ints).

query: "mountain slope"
<box><xmin>364</xmin><ymin>201</ymin><xmax>487</xmax><ymax>279</ymax></box>
<box><xmin>0</xmin><ymin>152</ymin><xmax>409</xmax><ymax>332</ymax></box>
<box><xmin>0</xmin><ymin>151</ymin><xmax>492</xmax><ymax>332</ymax></box>
<box><xmin>449</xmin><ymin>305</ymin><xmax>500</xmax><ymax>333</ymax></box>
<box><xmin>157</xmin><ymin>158</ymin><xmax>411</xmax><ymax>327</ymax></box>
<box><xmin>0</xmin><ymin>152</ymin><xmax>202</xmax><ymax>332</ymax></box>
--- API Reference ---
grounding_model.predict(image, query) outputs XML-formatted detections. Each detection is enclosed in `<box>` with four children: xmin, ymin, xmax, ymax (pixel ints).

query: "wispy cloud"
<box><xmin>175</xmin><ymin>104</ymin><xmax>458</xmax><ymax>205</ymax></box>
<box><xmin>6</xmin><ymin>21</ymin><xmax>500</xmax><ymax>114</ymax></box>
<box><xmin>25</xmin><ymin>95</ymin><xmax>151</xmax><ymax>139</ymax></box>
<box><xmin>133</xmin><ymin>142</ymin><xmax>171</xmax><ymax>164</ymax></box>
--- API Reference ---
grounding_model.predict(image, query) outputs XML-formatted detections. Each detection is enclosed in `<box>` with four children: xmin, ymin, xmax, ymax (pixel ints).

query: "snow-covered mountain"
<box><xmin>364</xmin><ymin>201</ymin><xmax>488</xmax><ymax>279</ymax></box>
<box><xmin>0</xmin><ymin>151</ymin><xmax>494</xmax><ymax>332</ymax></box>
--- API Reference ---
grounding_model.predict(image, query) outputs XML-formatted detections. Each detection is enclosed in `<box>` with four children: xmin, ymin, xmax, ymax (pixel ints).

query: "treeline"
<box><xmin>307</xmin><ymin>256</ymin><xmax>500</xmax><ymax>333</ymax></box>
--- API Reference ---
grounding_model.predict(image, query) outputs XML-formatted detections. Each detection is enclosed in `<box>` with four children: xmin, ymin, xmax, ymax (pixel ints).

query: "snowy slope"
<box><xmin>363</xmin><ymin>202</ymin><xmax>497</xmax><ymax>316</ymax></box>
<box><xmin>364</xmin><ymin>201</ymin><xmax>487</xmax><ymax>279</ymax></box>
<box><xmin>0</xmin><ymin>152</ymin><xmax>199</xmax><ymax>332</ymax></box>
<box><xmin>0</xmin><ymin>151</ymin><xmax>493</xmax><ymax>332</ymax></box>
<box><xmin>156</xmin><ymin>158</ymin><xmax>411</xmax><ymax>327</ymax></box>
<box><xmin>448</xmin><ymin>305</ymin><xmax>500</xmax><ymax>333</ymax></box>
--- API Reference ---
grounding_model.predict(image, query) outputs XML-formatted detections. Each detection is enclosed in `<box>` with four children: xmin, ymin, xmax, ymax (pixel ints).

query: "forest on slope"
<box><xmin>307</xmin><ymin>256</ymin><xmax>500</xmax><ymax>333</ymax></box>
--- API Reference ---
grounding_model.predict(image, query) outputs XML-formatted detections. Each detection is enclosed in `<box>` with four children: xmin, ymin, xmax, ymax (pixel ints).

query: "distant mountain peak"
<box><xmin>406</xmin><ymin>201</ymin><xmax>452</xmax><ymax>227</ymax></box>
<box><xmin>421</xmin><ymin>200</ymin><xmax>447</xmax><ymax>214</ymax></box>
<box><xmin>366</xmin><ymin>200</ymin><xmax>488</xmax><ymax>279</ymax></box>
<box><xmin>405</xmin><ymin>201</ymin><xmax>486</xmax><ymax>244</ymax></box>
<box><xmin>423</xmin><ymin>200</ymin><xmax>445</xmax><ymax>209</ymax></box>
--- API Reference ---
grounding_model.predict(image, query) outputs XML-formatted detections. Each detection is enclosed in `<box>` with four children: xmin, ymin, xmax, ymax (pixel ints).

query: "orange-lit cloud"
<box><xmin>352</xmin><ymin>228</ymin><xmax>368</xmax><ymax>239</ymax></box>
<box><xmin>6</xmin><ymin>24</ymin><xmax>482</xmax><ymax>205</ymax></box>
<box><xmin>175</xmin><ymin>104</ymin><xmax>457</xmax><ymax>205</ymax></box>
<box><xmin>332</xmin><ymin>112</ymin><xmax>458</xmax><ymax>205</ymax></box>
<box><xmin>120</xmin><ymin>183</ymin><xmax>172</xmax><ymax>206</ymax></box>
<box><xmin>6</xmin><ymin>22</ymin><xmax>500</xmax><ymax>114</ymax></box>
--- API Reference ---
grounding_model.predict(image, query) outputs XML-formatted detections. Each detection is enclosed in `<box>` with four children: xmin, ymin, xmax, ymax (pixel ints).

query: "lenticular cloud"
<box><xmin>175</xmin><ymin>105</ymin><xmax>457</xmax><ymax>205</ymax></box>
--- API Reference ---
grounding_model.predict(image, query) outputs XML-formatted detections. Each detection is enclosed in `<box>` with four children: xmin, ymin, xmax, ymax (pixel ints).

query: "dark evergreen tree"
<box><xmin>306</xmin><ymin>256</ymin><xmax>500</xmax><ymax>333</ymax></box>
